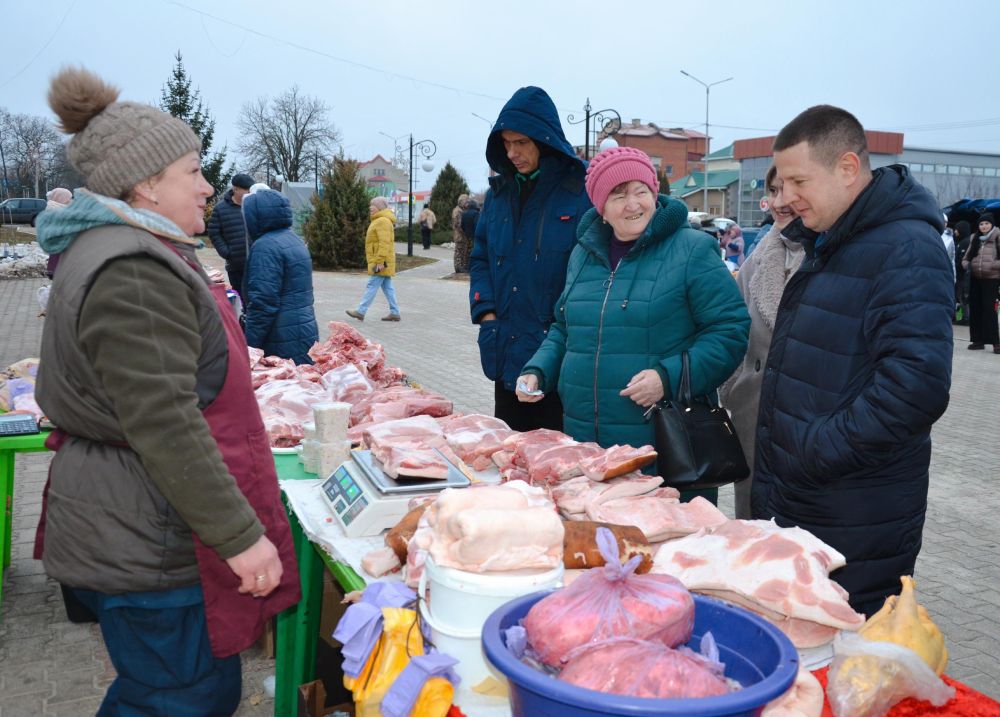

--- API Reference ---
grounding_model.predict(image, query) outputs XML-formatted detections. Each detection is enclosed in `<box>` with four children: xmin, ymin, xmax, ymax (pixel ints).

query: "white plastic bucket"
<box><xmin>418</xmin><ymin>600</ymin><xmax>497</xmax><ymax>687</ymax></box>
<box><xmin>418</xmin><ymin>556</ymin><xmax>563</xmax><ymax>633</ymax></box>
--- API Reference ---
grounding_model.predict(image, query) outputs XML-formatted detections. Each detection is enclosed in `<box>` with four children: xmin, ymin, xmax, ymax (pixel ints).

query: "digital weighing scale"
<box><xmin>320</xmin><ymin>449</ymin><xmax>470</xmax><ymax>537</ymax></box>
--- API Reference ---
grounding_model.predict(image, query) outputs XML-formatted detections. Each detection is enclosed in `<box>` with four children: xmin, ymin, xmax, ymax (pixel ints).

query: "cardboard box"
<box><xmin>298</xmin><ymin>679</ymin><xmax>354</xmax><ymax>717</ymax></box>
<box><xmin>319</xmin><ymin>569</ymin><xmax>350</xmax><ymax>648</ymax></box>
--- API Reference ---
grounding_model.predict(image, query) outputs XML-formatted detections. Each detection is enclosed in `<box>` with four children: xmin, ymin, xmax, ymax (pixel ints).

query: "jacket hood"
<box><xmin>371</xmin><ymin>208</ymin><xmax>396</xmax><ymax>224</ymax></box>
<box><xmin>486</xmin><ymin>86</ymin><xmax>584</xmax><ymax>176</ymax></box>
<box><xmin>801</xmin><ymin>164</ymin><xmax>944</xmax><ymax>259</ymax></box>
<box><xmin>243</xmin><ymin>189</ymin><xmax>292</xmax><ymax>239</ymax></box>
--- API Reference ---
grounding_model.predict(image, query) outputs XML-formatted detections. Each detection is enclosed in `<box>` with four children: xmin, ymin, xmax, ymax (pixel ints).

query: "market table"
<box><xmin>0</xmin><ymin>429</ymin><xmax>50</xmax><ymax>611</ymax></box>
<box><xmin>273</xmin><ymin>453</ymin><xmax>366</xmax><ymax>717</ymax></box>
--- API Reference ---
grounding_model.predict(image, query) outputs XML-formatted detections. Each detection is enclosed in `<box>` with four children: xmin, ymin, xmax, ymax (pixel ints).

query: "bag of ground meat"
<box><xmin>559</xmin><ymin>637</ymin><xmax>730</xmax><ymax>699</ymax></box>
<box><xmin>523</xmin><ymin>527</ymin><xmax>694</xmax><ymax>666</ymax></box>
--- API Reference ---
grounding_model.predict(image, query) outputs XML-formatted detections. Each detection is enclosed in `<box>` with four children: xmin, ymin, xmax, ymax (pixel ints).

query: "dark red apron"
<box><xmin>36</xmin><ymin>247</ymin><xmax>300</xmax><ymax>658</ymax></box>
<box><xmin>194</xmin><ymin>279</ymin><xmax>301</xmax><ymax>657</ymax></box>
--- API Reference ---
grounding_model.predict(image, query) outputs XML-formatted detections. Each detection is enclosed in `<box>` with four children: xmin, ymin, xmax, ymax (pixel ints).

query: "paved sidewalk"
<box><xmin>1</xmin><ymin>243</ymin><xmax>998</xmax><ymax>716</ymax></box>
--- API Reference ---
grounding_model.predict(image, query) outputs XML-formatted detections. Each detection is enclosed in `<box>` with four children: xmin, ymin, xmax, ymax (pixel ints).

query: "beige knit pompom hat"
<box><xmin>47</xmin><ymin>66</ymin><xmax>201</xmax><ymax>198</ymax></box>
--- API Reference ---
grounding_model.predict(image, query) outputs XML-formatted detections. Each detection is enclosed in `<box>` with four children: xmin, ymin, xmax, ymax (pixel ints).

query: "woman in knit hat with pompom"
<box><xmin>516</xmin><ymin>146</ymin><xmax>750</xmax><ymax>504</ymax></box>
<box><xmin>33</xmin><ymin>67</ymin><xmax>299</xmax><ymax>715</ymax></box>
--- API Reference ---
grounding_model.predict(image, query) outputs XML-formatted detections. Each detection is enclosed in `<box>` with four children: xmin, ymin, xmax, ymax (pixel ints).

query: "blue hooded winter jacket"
<box><xmin>469</xmin><ymin>86</ymin><xmax>592</xmax><ymax>391</ymax></box>
<box><xmin>751</xmin><ymin>165</ymin><xmax>953</xmax><ymax>616</ymax></box>
<box><xmin>242</xmin><ymin>190</ymin><xmax>319</xmax><ymax>364</ymax></box>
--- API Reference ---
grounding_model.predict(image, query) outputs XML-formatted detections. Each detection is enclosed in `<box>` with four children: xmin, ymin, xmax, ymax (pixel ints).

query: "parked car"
<box><xmin>0</xmin><ymin>198</ymin><xmax>47</xmax><ymax>226</ymax></box>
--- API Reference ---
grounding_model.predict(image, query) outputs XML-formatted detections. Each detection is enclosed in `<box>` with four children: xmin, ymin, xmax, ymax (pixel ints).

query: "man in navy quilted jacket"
<box><xmin>207</xmin><ymin>173</ymin><xmax>254</xmax><ymax>296</ymax></box>
<box><xmin>752</xmin><ymin>105</ymin><xmax>954</xmax><ymax>616</ymax></box>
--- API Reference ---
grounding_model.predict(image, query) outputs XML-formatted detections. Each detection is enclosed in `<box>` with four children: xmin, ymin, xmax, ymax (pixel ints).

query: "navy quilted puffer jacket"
<box><xmin>751</xmin><ymin>165</ymin><xmax>953</xmax><ymax>615</ymax></box>
<box><xmin>242</xmin><ymin>190</ymin><xmax>319</xmax><ymax>364</ymax></box>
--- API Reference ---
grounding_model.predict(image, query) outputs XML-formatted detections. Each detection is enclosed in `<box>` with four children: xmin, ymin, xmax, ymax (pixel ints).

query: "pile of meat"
<box><xmin>519</xmin><ymin>527</ymin><xmax>733</xmax><ymax>700</ymax></box>
<box><xmin>251</xmin><ymin>322</ymin><xmax>430</xmax><ymax>447</ymax></box>
<box><xmin>652</xmin><ymin>519</ymin><xmax>866</xmax><ymax>648</ymax></box>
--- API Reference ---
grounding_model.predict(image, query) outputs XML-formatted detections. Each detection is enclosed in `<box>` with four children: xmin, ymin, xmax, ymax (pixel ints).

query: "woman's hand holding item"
<box><xmin>620</xmin><ymin>369</ymin><xmax>664</xmax><ymax>408</ymax></box>
<box><xmin>516</xmin><ymin>373</ymin><xmax>544</xmax><ymax>402</ymax></box>
<box><xmin>227</xmin><ymin>535</ymin><xmax>283</xmax><ymax>598</ymax></box>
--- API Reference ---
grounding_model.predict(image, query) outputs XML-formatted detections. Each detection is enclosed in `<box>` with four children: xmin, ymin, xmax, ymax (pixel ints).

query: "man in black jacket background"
<box><xmin>207</xmin><ymin>172</ymin><xmax>254</xmax><ymax>296</ymax></box>
<box><xmin>752</xmin><ymin>106</ymin><xmax>954</xmax><ymax>616</ymax></box>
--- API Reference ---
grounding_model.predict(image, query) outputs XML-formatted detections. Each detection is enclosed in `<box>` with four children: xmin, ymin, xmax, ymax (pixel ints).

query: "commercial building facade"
<box><xmin>732</xmin><ymin>133</ymin><xmax>1000</xmax><ymax>226</ymax></box>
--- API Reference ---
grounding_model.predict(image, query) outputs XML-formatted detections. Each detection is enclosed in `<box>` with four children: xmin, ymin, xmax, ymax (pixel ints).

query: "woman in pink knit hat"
<box><xmin>516</xmin><ymin>146</ymin><xmax>749</xmax><ymax>504</ymax></box>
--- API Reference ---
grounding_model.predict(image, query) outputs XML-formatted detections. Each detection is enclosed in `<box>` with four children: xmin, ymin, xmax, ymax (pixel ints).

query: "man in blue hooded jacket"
<box><xmin>752</xmin><ymin>106</ymin><xmax>954</xmax><ymax>616</ymax></box>
<box><xmin>470</xmin><ymin>86</ymin><xmax>592</xmax><ymax>431</ymax></box>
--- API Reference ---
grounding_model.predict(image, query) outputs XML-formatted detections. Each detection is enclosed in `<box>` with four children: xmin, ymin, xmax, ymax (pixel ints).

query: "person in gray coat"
<box><xmin>719</xmin><ymin>165</ymin><xmax>804</xmax><ymax>518</ymax></box>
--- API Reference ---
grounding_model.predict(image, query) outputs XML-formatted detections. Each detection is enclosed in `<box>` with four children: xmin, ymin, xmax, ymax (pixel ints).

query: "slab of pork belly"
<box><xmin>652</xmin><ymin>519</ymin><xmax>865</xmax><ymax>637</ymax></box>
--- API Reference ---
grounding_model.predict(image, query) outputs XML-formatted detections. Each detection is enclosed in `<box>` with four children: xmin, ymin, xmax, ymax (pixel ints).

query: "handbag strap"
<box><xmin>678</xmin><ymin>351</ymin><xmax>693</xmax><ymax>406</ymax></box>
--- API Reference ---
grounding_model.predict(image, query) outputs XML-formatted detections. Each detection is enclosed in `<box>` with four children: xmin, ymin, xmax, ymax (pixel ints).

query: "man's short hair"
<box><xmin>773</xmin><ymin>105</ymin><xmax>870</xmax><ymax>171</ymax></box>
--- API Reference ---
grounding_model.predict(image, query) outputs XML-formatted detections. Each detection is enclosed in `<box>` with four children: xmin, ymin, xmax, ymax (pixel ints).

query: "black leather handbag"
<box><xmin>647</xmin><ymin>352</ymin><xmax>749</xmax><ymax>490</ymax></box>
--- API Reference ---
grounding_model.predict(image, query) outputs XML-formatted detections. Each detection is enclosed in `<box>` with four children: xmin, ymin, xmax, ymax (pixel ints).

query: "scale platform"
<box><xmin>320</xmin><ymin>449</ymin><xmax>469</xmax><ymax>538</ymax></box>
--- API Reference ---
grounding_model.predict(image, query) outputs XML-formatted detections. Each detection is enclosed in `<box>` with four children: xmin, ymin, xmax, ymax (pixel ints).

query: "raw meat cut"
<box><xmin>436</xmin><ymin>506</ymin><xmax>564</xmax><ymax>571</ymax></box>
<box><xmin>424</xmin><ymin>483</ymin><xmax>563</xmax><ymax>572</ymax></box>
<box><xmin>559</xmin><ymin>638</ymin><xmax>730</xmax><ymax>699</ymax></box>
<box><xmin>251</xmin><ymin>356</ymin><xmax>297</xmax><ymax>389</ymax></box>
<box><xmin>349</xmin><ymin>386</ymin><xmax>453</xmax><ymax>428</ymax></box>
<box><xmin>361</xmin><ymin>546</ymin><xmax>402</xmax><ymax>577</ymax></box>
<box><xmin>522</xmin><ymin>442</ymin><xmax>605</xmax><ymax>484</ymax></box>
<box><xmin>551</xmin><ymin>472</ymin><xmax>666</xmax><ymax>517</ymax></box>
<box><xmin>255</xmin><ymin>378</ymin><xmax>331</xmax><ymax>446</ymax></box>
<box><xmin>524</xmin><ymin>529</ymin><xmax>694</xmax><ymax>666</ymax></box>
<box><xmin>436</xmin><ymin>414</ymin><xmax>514</xmax><ymax>471</ymax></box>
<box><xmin>579</xmin><ymin>444</ymin><xmax>657</xmax><ymax>481</ymax></box>
<box><xmin>381</xmin><ymin>445</ymin><xmax>450</xmax><ymax>480</ymax></box>
<box><xmin>562</xmin><ymin>520</ymin><xmax>653</xmax><ymax>573</ymax></box>
<box><xmin>320</xmin><ymin>363</ymin><xmax>375</xmax><ymax>404</ymax></box>
<box><xmin>652</xmin><ymin>519</ymin><xmax>865</xmax><ymax>648</ymax></box>
<box><xmin>307</xmin><ymin>321</ymin><xmax>407</xmax><ymax>387</ymax></box>
<box><xmin>762</xmin><ymin>667</ymin><xmax>823</xmax><ymax>717</ymax></box>
<box><xmin>586</xmin><ymin>493</ymin><xmax>727</xmax><ymax>542</ymax></box>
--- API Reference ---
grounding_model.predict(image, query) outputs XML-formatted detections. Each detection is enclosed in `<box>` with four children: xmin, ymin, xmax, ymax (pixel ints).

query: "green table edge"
<box><xmin>273</xmin><ymin>453</ymin><xmax>365</xmax><ymax>717</ymax></box>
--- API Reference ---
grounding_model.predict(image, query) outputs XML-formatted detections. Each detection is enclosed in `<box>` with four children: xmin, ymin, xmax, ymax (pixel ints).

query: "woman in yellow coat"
<box><xmin>346</xmin><ymin>197</ymin><xmax>401</xmax><ymax>321</ymax></box>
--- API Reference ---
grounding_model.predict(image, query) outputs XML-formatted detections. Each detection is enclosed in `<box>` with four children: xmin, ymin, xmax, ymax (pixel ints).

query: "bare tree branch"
<box><xmin>236</xmin><ymin>86</ymin><xmax>339</xmax><ymax>182</ymax></box>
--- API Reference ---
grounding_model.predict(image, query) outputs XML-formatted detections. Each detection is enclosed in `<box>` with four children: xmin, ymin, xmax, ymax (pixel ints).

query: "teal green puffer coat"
<box><xmin>522</xmin><ymin>195</ymin><xmax>750</xmax><ymax>449</ymax></box>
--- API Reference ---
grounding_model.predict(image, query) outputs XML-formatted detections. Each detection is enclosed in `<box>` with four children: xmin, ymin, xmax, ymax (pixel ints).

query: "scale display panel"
<box><xmin>319</xmin><ymin>450</ymin><xmax>469</xmax><ymax>538</ymax></box>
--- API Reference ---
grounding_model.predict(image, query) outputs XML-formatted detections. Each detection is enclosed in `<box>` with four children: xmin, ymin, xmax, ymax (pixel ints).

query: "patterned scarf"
<box><xmin>36</xmin><ymin>189</ymin><xmax>196</xmax><ymax>255</ymax></box>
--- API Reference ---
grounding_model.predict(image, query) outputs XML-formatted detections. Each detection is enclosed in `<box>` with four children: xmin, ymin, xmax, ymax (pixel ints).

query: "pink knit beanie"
<box><xmin>585</xmin><ymin>147</ymin><xmax>658</xmax><ymax>215</ymax></box>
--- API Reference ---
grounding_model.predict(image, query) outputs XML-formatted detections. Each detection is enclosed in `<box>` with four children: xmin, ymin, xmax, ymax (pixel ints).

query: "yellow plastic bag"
<box><xmin>350</xmin><ymin>607</ymin><xmax>424</xmax><ymax>717</ymax></box>
<box><xmin>410</xmin><ymin>676</ymin><xmax>454</xmax><ymax>717</ymax></box>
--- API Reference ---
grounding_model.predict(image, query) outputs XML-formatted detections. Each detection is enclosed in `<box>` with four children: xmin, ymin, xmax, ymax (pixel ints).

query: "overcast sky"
<box><xmin>4</xmin><ymin>0</ymin><xmax>999</xmax><ymax>193</ymax></box>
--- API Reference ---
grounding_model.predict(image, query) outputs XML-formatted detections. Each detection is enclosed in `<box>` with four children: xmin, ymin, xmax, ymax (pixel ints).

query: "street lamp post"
<box><xmin>379</xmin><ymin>132</ymin><xmax>437</xmax><ymax>255</ymax></box>
<box><xmin>567</xmin><ymin>99</ymin><xmax>622</xmax><ymax>160</ymax></box>
<box><xmin>680</xmin><ymin>70</ymin><xmax>733</xmax><ymax>215</ymax></box>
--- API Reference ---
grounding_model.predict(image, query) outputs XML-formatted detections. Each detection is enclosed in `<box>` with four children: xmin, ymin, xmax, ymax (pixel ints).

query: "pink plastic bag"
<box><xmin>559</xmin><ymin>637</ymin><xmax>730</xmax><ymax>699</ymax></box>
<box><xmin>523</xmin><ymin>527</ymin><xmax>694</xmax><ymax>666</ymax></box>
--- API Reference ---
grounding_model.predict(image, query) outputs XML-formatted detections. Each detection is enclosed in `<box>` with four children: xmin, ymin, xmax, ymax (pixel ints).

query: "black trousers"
<box><xmin>420</xmin><ymin>225</ymin><xmax>432</xmax><ymax>250</ymax></box>
<box><xmin>968</xmin><ymin>277</ymin><xmax>1000</xmax><ymax>345</ymax></box>
<box><xmin>494</xmin><ymin>382</ymin><xmax>563</xmax><ymax>433</ymax></box>
<box><xmin>226</xmin><ymin>266</ymin><xmax>245</xmax><ymax>298</ymax></box>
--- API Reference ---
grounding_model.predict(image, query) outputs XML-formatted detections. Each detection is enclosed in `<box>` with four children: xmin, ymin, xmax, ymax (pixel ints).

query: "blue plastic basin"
<box><xmin>482</xmin><ymin>590</ymin><xmax>799</xmax><ymax>717</ymax></box>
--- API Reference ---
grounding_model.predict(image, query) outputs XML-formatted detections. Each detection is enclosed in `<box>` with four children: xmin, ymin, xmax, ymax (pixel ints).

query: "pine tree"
<box><xmin>428</xmin><ymin>162</ymin><xmax>471</xmax><ymax>231</ymax></box>
<box><xmin>302</xmin><ymin>158</ymin><xmax>371</xmax><ymax>270</ymax></box>
<box><xmin>160</xmin><ymin>51</ymin><xmax>233</xmax><ymax>198</ymax></box>
<box><xmin>659</xmin><ymin>171</ymin><xmax>672</xmax><ymax>196</ymax></box>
